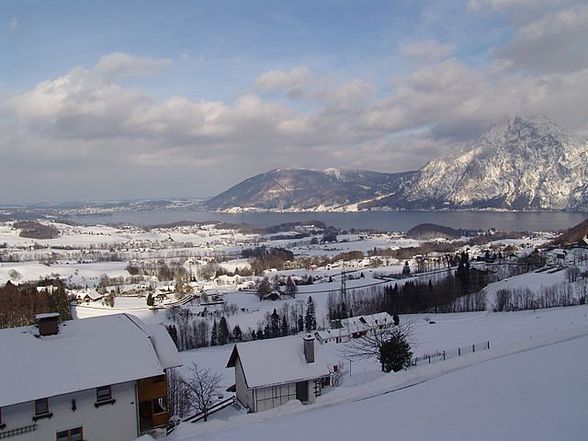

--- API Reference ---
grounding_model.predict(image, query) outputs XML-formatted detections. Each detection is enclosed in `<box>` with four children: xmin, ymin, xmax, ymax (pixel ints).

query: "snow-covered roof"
<box><xmin>0</xmin><ymin>313</ymin><xmax>180</xmax><ymax>407</ymax></box>
<box><xmin>34</xmin><ymin>312</ymin><xmax>60</xmax><ymax>320</ymax></box>
<box><xmin>226</xmin><ymin>336</ymin><xmax>330</xmax><ymax>389</ymax></box>
<box><xmin>341</xmin><ymin>312</ymin><xmax>394</xmax><ymax>334</ymax></box>
<box><xmin>315</xmin><ymin>328</ymin><xmax>349</xmax><ymax>341</ymax></box>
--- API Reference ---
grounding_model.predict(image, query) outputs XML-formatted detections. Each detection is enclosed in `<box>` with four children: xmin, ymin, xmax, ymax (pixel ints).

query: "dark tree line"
<box><xmin>165</xmin><ymin>296</ymin><xmax>317</xmax><ymax>351</ymax></box>
<box><xmin>329</xmin><ymin>261</ymin><xmax>490</xmax><ymax>319</ymax></box>
<box><xmin>241</xmin><ymin>246</ymin><xmax>295</xmax><ymax>275</ymax></box>
<box><xmin>0</xmin><ymin>279</ymin><xmax>71</xmax><ymax>328</ymax></box>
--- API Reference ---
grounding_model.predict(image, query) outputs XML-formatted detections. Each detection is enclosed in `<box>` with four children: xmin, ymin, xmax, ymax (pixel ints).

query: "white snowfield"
<box><xmin>164</xmin><ymin>315</ymin><xmax>588</xmax><ymax>441</ymax></box>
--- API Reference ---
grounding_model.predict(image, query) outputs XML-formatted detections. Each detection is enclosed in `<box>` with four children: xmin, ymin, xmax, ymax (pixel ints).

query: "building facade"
<box><xmin>0</xmin><ymin>313</ymin><xmax>180</xmax><ymax>441</ymax></box>
<box><xmin>227</xmin><ymin>335</ymin><xmax>330</xmax><ymax>413</ymax></box>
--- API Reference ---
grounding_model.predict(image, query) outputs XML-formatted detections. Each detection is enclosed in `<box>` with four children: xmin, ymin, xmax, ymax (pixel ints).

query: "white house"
<box><xmin>226</xmin><ymin>335</ymin><xmax>330</xmax><ymax>413</ymax></box>
<box><xmin>340</xmin><ymin>312</ymin><xmax>394</xmax><ymax>339</ymax></box>
<box><xmin>316</xmin><ymin>312</ymin><xmax>395</xmax><ymax>344</ymax></box>
<box><xmin>0</xmin><ymin>313</ymin><xmax>180</xmax><ymax>441</ymax></box>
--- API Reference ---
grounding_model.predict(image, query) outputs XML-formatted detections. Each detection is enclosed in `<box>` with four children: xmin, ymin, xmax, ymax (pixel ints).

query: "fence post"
<box><xmin>443</xmin><ymin>351</ymin><xmax>446</xmax><ymax>360</ymax></box>
<box><xmin>458</xmin><ymin>347</ymin><xmax>461</xmax><ymax>356</ymax></box>
<box><xmin>473</xmin><ymin>344</ymin><xmax>475</xmax><ymax>353</ymax></box>
<box><xmin>428</xmin><ymin>355</ymin><xmax>431</xmax><ymax>364</ymax></box>
<box><xmin>487</xmin><ymin>340</ymin><xmax>490</xmax><ymax>350</ymax></box>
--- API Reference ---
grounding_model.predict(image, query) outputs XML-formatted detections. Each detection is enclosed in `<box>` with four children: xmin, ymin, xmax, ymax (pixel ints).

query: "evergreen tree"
<box><xmin>280</xmin><ymin>314</ymin><xmax>289</xmax><ymax>336</ymax></box>
<box><xmin>210</xmin><ymin>319</ymin><xmax>218</xmax><ymax>346</ymax></box>
<box><xmin>146</xmin><ymin>293</ymin><xmax>154</xmax><ymax>307</ymax></box>
<box><xmin>270</xmin><ymin>309</ymin><xmax>280</xmax><ymax>338</ymax></box>
<box><xmin>402</xmin><ymin>261</ymin><xmax>411</xmax><ymax>276</ymax></box>
<box><xmin>379</xmin><ymin>334</ymin><xmax>412</xmax><ymax>373</ymax></box>
<box><xmin>217</xmin><ymin>316</ymin><xmax>230</xmax><ymax>345</ymax></box>
<box><xmin>166</xmin><ymin>324</ymin><xmax>179</xmax><ymax>347</ymax></box>
<box><xmin>297</xmin><ymin>315</ymin><xmax>304</xmax><ymax>333</ymax></box>
<box><xmin>233</xmin><ymin>325</ymin><xmax>243</xmax><ymax>342</ymax></box>
<box><xmin>305</xmin><ymin>296</ymin><xmax>317</xmax><ymax>332</ymax></box>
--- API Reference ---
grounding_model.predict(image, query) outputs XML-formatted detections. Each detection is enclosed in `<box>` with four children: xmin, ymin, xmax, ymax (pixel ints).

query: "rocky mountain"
<box><xmin>206</xmin><ymin>117</ymin><xmax>588</xmax><ymax>212</ymax></box>
<box><xmin>204</xmin><ymin>168</ymin><xmax>414</xmax><ymax>211</ymax></box>
<box><xmin>399</xmin><ymin>116</ymin><xmax>588</xmax><ymax>210</ymax></box>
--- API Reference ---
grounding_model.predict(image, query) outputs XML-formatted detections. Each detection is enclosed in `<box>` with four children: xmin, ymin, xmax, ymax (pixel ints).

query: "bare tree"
<box><xmin>330</xmin><ymin>361</ymin><xmax>348</xmax><ymax>387</ymax></box>
<box><xmin>167</xmin><ymin>368</ymin><xmax>191</xmax><ymax>418</ymax></box>
<box><xmin>343</xmin><ymin>320</ymin><xmax>413</xmax><ymax>372</ymax></box>
<box><xmin>182</xmin><ymin>363</ymin><xmax>223</xmax><ymax>422</ymax></box>
<box><xmin>285</xmin><ymin>275</ymin><xmax>298</xmax><ymax>298</ymax></box>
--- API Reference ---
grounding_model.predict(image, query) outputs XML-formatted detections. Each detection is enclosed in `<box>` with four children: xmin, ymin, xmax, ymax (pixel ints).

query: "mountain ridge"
<box><xmin>204</xmin><ymin>116</ymin><xmax>588</xmax><ymax>212</ymax></box>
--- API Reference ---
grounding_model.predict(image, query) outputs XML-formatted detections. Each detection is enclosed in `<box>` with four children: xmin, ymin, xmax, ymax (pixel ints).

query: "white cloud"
<box><xmin>8</xmin><ymin>16</ymin><xmax>19</xmax><ymax>32</ymax></box>
<box><xmin>255</xmin><ymin>66</ymin><xmax>311</xmax><ymax>98</ymax></box>
<box><xmin>4</xmin><ymin>28</ymin><xmax>588</xmax><ymax>203</ymax></box>
<box><xmin>498</xmin><ymin>3</ymin><xmax>588</xmax><ymax>73</ymax></box>
<box><xmin>401</xmin><ymin>40</ymin><xmax>455</xmax><ymax>62</ymax></box>
<box><xmin>95</xmin><ymin>52</ymin><xmax>171</xmax><ymax>78</ymax></box>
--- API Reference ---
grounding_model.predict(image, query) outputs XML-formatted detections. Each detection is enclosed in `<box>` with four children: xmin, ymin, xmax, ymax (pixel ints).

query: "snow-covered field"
<box><xmin>168</xmin><ymin>331</ymin><xmax>588</xmax><ymax>441</ymax></box>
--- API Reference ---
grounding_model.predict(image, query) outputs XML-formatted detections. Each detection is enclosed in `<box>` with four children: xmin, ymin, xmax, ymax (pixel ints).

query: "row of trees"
<box><xmin>165</xmin><ymin>297</ymin><xmax>318</xmax><ymax>352</ymax></box>
<box><xmin>0</xmin><ymin>280</ymin><xmax>71</xmax><ymax>328</ymax></box>
<box><xmin>494</xmin><ymin>280</ymin><xmax>588</xmax><ymax>312</ymax></box>
<box><xmin>328</xmin><ymin>264</ymin><xmax>490</xmax><ymax>319</ymax></box>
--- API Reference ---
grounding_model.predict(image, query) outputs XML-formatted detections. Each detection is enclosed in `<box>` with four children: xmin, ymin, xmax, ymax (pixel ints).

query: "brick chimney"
<box><xmin>35</xmin><ymin>312</ymin><xmax>60</xmax><ymax>336</ymax></box>
<box><xmin>303</xmin><ymin>334</ymin><xmax>315</xmax><ymax>363</ymax></box>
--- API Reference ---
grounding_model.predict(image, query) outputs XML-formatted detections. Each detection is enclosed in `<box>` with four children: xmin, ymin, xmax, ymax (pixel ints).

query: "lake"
<box><xmin>66</xmin><ymin>210</ymin><xmax>587</xmax><ymax>232</ymax></box>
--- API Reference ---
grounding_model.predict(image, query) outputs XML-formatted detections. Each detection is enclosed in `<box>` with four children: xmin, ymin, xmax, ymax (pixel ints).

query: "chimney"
<box><xmin>303</xmin><ymin>334</ymin><xmax>315</xmax><ymax>363</ymax></box>
<box><xmin>35</xmin><ymin>312</ymin><xmax>60</xmax><ymax>336</ymax></box>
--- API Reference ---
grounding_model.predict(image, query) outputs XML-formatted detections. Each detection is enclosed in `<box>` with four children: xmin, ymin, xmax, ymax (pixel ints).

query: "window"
<box><xmin>56</xmin><ymin>427</ymin><xmax>83</xmax><ymax>441</ymax></box>
<box><xmin>95</xmin><ymin>385</ymin><xmax>115</xmax><ymax>407</ymax></box>
<box><xmin>96</xmin><ymin>386</ymin><xmax>112</xmax><ymax>402</ymax></box>
<box><xmin>32</xmin><ymin>398</ymin><xmax>52</xmax><ymax>421</ymax></box>
<box><xmin>152</xmin><ymin>398</ymin><xmax>167</xmax><ymax>415</ymax></box>
<box><xmin>35</xmin><ymin>398</ymin><xmax>49</xmax><ymax>415</ymax></box>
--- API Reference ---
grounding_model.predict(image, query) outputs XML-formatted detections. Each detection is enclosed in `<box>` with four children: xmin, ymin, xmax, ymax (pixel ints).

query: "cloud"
<box><xmin>498</xmin><ymin>3</ymin><xmax>588</xmax><ymax>73</ymax></box>
<box><xmin>4</xmin><ymin>25</ymin><xmax>588</xmax><ymax>203</ymax></box>
<box><xmin>95</xmin><ymin>52</ymin><xmax>171</xmax><ymax>78</ymax></box>
<box><xmin>8</xmin><ymin>16</ymin><xmax>19</xmax><ymax>32</ymax></box>
<box><xmin>255</xmin><ymin>66</ymin><xmax>311</xmax><ymax>99</ymax></box>
<box><xmin>401</xmin><ymin>40</ymin><xmax>455</xmax><ymax>62</ymax></box>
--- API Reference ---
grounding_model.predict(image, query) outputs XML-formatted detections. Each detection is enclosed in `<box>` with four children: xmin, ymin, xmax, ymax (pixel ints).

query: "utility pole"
<box><xmin>340</xmin><ymin>267</ymin><xmax>348</xmax><ymax>318</ymax></box>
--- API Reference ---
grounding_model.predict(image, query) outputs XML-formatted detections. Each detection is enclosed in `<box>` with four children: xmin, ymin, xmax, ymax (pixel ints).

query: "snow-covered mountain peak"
<box><xmin>403</xmin><ymin>116</ymin><xmax>588</xmax><ymax>210</ymax></box>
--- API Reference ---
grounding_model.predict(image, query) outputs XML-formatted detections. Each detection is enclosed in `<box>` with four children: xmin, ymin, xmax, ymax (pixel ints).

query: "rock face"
<box><xmin>206</xmin><ymin>117</ymin><xmax>588</xmax><ymax>212</ymax></box>
<box><xmin>396</xmin><ymin>116</ymin><xmax>588</xmax><ymax>211</ymax></box>
<box><xmin>204</xmin><ymin>168</ymin><xmax>414</xmax><ymax>211</ymax></box>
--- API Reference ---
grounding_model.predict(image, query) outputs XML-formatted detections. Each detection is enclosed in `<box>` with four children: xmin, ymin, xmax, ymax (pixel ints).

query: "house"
<box><xmin>0</xmin><ymin>313</ymin><xmax>180</xmax><ymax>441</ymax></box>
<box><xmin>226</xmin><ymin>335</ymin><xmax>330</xmax><ymax>413</ymax></box>
<box><xmin>340</xmin><ymin>312</ymin><xmax>394</xmax><ymax>339</ymax></box>
<box><xmin>314</xmin><ymin>328</ymin><xmax>350</xmax><ymax>344</ymax></box>
<box><xmin>316</xmin><ymin>313</ymin><xmax>395</xmax><ymax>344</ymax></box>
<box><xmin>74</xmin><ymin>289</ymin><xmax>103</xmax><ymax>303</ymax></box>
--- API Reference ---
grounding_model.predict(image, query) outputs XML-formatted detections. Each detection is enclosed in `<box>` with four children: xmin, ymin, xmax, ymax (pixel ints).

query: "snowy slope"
<box><xmin>168</xmin><ymin>333</ymin><xmax>588</xmax><ymax>441</ymax></box>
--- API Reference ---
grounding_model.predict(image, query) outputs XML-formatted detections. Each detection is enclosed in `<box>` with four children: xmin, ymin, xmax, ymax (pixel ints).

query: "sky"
<box><xmin>1</xmin><ymin>0</ymin><xmax>588</xmax><ymax>204</ymax></box>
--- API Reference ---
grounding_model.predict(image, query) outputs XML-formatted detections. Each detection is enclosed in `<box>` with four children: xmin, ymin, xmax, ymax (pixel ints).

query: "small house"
<box><xmin>226</xmin><ymin>335</ymin><xmax>330</xmax><ymax>413</ymax></box>
<box><xmin>340</xmin><ymin>312</ymin><xmax>394</xmax><ymax>338</ymax></box>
